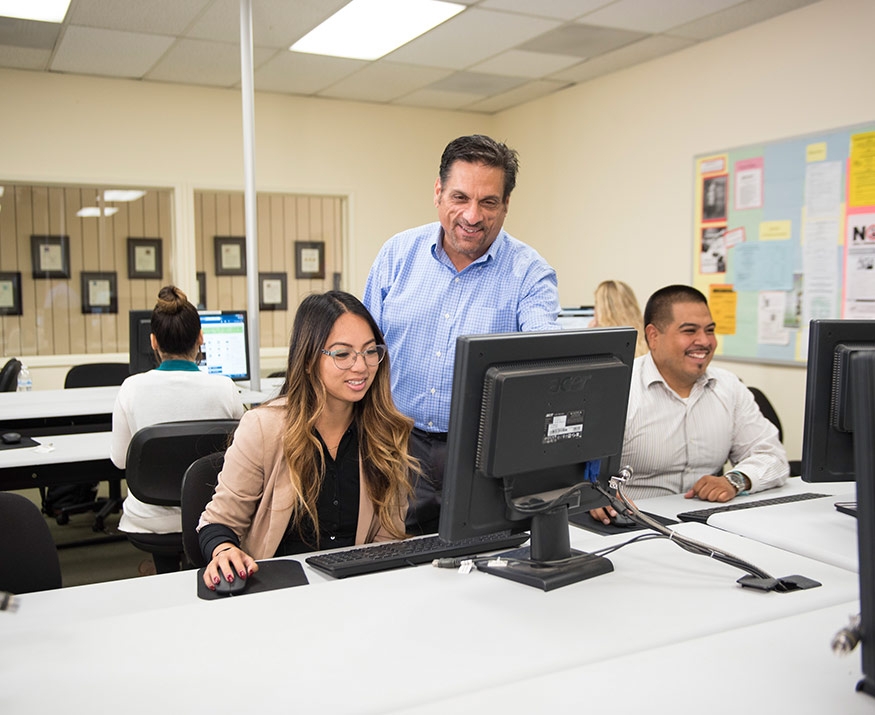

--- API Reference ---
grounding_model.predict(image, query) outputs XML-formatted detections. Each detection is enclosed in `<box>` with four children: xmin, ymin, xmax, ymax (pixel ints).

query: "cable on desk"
<box><xmin>596</xmin><ymin>469</ymin><xmax>820</xmax><ymax>592</ymax></box>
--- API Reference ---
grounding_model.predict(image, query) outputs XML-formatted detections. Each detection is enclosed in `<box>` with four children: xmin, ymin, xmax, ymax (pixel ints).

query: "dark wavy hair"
<box><xmin>276</xmin><ymin>291</ymin><xmax>416</xmax><ymax>544</ymax></box>
<box><xmin>150</xmin><ymin>285</ymin><xmax>201</xmax><ymax>358</ymax></box>
<box><xmin>438</xmin><ymin>134</ymin><xmax>520</xmax><ymax>201</ymax></box>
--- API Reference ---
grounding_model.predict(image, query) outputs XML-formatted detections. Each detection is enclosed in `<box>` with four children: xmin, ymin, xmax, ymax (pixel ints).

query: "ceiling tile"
<box><xmin>550</xmin><ymin>34</ymin><xmax>696</xmax><ymax>84</ymax></box>
<box><xmin>580</xmin><ymin>0</ymin><xmax>746</xmax><ymax>34</ymax></box>
<box><xmin>479</xmin><ymin>0</ymin><xmax>614</xmax><ymax>21</ymax></box>
<box><xmin>145</xmin><ymin>38</ymin><xmax>274</xmax><ymax>86</ymax></box>
<box><xmin>0</xmin><ymin>45</ymin><xmax>52</xmax><ymax>70</ymax></box>
<box><xmin>318</xmin><ymin>62</ymin><xmax>453</xmax><ymax>103</ymax></box>
<box><xmin>470</xmin><ymin>49</ymin><xmax>582</xmax><ymax>78</ymax></box>
<box><xmin>68</xmin><ymin>0</ymin><xmax>211</xmax><ymax>35</ymax></box>
<box><xmin>386</xmin><ymin>7</ymin><xmax>561</xmax><ymax>70</ymax></box>
<box><xmin>50</xmin><ymin>26</ymin><xmax>175</xmax><ymax>77</ymax></box>
<box><xmin>392</xmin><ymin>88</ymin><xmax>484</xmax><ymax>111</ymax></box>
<box><xmin>184</xmin><ymin>0</ymin><xmax>350</xmax><ymax>48</ymax></box>
<box><xmin>520</xmin><ymin>22</ymin><xmax>647</xmax><ymax>58</ymax></box>
<box><xmin>0</xmin><ymin>17</ymin><xmax>60</xmax><ymax>49</ymax></box>
<box><xmin>255</xmin><ymin>51</ymin><xmax>365</xmax><ymax>95</ymax></box>
<box><xmin>463</xmin><ymin>79</ymin><xmax>572</xmax><ymax>114</ymax></box>
<box><xmin>428</xmin><ymin>71</ymin><xmax>527</xmax><ymax>95</ymax></box>
<box><xmin>669</xmin><ymin>0</ymin><xmax>819</xmax><ymax>41</ymax></box>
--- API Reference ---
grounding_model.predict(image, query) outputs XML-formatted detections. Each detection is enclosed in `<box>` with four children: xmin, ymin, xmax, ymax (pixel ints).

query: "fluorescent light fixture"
<box><xmin>291</xmin><ymin>0</ymin><xmax>465</xmax><ymax>61</ymax></box>
<box><xmin>0</xmin><ymin>0</ymin><xmax>72</xmax><ymax>23</ymax></box>
<box><xmin>103</xmin><ymin>190</ymin><xmax>146</xmax><ymax>202</ymax></box>
<box><xmin>77</xmin><ymin>207</ymin><xmax>119</xmax><ymax>218</ymax></box>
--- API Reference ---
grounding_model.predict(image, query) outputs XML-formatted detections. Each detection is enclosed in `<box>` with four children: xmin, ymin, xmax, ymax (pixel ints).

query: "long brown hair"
<box><xmin>277</xmin><ymin>291</ymin><xmax>415</xmax><ymax>544</ymax></box>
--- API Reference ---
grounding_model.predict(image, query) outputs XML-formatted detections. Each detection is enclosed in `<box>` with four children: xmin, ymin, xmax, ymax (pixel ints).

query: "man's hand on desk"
<box><xmin>684</xmin><ymin>473</ymin><xmax>749</xmax><ymax>502</ymax></box>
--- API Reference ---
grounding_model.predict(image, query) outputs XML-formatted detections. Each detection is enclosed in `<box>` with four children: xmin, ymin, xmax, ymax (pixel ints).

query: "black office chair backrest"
<box><xmin>125</xmin><ymin>420</ymin><xmax>238</xmax><ymax>507</ymax></box>
<box><xmin>0</xmin><ymin>492</ymin><xmax>62</xmax><ymax>594</ymax></box>
<box><xmin>0</xmin><ymin>357</ymin><xmax>22</xmax><ymax>392</ymax></box>
<box><xmin>181</xmin><ymin>451</ymin><xmax>226</xmax><ymax>568</ymax></box>
<box><xmin>64</xmin><ymin>362</ymin><xmax>130</xmax><ymax>388</ymax></box>
<box><xmin>748</xmin><ymin>387</ymin><xmax>783</xmax><ymax>442</ymax></box>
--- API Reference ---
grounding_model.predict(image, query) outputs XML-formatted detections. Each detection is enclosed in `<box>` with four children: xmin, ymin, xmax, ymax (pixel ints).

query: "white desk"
<box><xmin>0</xmin><ymin>523</ymin><xmax>862</xmax><ymax>713</ymax></box>
<box><xmin>632</xmin><ymin>479</ymin><xmax>859</xmax><ymax>573</ymax></box>
<box><xmin>397</xmin><ymin>602</ymin><xmax>872</xmax><ymax>714</ymax></box>
<box><xmin>0</xmin><ymin>432</ymin><xmax>118</xmax><ymax>491</ymax></box>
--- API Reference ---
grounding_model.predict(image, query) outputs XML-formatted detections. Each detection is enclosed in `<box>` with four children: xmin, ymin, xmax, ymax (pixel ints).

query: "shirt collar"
<box><xmin>156</xmin><ymin>359</ymin><xmax>201</xmax><ymax>372</ymax></box>
<box><xmin>640</xmin><ymin>351</ymin><xmax>715</xmax><ymax>394</ymax></box>
<box><xmin>432</xmin><ymin>224</ymin><xmax>503</xmax><ymax>272</ymax></box>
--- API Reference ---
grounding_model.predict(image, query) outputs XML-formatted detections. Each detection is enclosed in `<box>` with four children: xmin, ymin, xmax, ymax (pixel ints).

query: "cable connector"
<box><xmin>609</xmin><ymin>465</ymin><xmax>633</xmax><ymax>491</ymax></box>
<box><xmin>831</xmin><ymin>613</ymin><xmax>863</xmax><ymax>656</ymax></box>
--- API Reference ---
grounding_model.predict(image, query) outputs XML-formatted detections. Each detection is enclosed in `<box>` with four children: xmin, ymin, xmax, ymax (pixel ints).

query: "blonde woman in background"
<box><xmin>591</xmin><ymin>280</ymin><xmax>648</xmax><ymax>358</ymax></box>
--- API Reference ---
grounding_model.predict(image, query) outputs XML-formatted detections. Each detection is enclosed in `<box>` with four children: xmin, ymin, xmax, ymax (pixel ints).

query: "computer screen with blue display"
<box><xmin>438</xmin><ymin>327</ymin><xmax>635</xmax><ymax>590</ymax></box>
<box><xmin>128</xmin><ymin>309</ymin><xmax>250</xmax><ymax>382</ymax></box>
<box><xmin>197</xmin><ymin>310</ymin><xmax>250</xmax><ymax>382</ymax></box>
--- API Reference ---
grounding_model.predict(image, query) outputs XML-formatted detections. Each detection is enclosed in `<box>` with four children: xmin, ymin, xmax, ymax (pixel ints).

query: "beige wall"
<box><xmin>0</xmin><ymin>0</ymin><xmax>871</xmax><ymax>459</ymax></box>
<box><xmin>494</xmin><ymin>0</ymin><xmax>875</xmax><ymax>462</ymax></box>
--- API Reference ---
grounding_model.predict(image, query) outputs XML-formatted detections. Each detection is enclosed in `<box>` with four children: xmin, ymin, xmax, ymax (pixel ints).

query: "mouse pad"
<box><xmin>0</xmin><ymin>436</ymin><xmax>41</xmax><ymax>451</ymax></box>
<box><xmin>569</xmin><ymin>511</ymin><xmax>678</xmax><ymax>535</ymax></box>
<box><xmin>197</xmin><ymin>559</ymin><xmax>308</xmax><ymax>600</ymax></box>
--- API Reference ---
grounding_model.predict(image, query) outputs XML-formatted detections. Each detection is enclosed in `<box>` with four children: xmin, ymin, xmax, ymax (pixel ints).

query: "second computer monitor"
<box><xmin>197</xmin><ymin>310</ymin><xmax>250</xmax><ymax>382</ymax></box>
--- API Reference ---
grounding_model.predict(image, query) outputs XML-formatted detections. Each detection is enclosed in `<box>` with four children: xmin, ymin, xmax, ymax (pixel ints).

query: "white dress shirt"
<box><xmin>621</xmin><ymin>352</ymin><xmax>789</xmax><ymax>500</ymax></box>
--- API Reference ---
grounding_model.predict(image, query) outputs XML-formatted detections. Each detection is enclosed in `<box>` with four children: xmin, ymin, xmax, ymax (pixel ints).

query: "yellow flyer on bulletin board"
<box><xmin>709</xmin><ymin>284</ymin><xmax>737</xmax><ymax>335</ymax></box>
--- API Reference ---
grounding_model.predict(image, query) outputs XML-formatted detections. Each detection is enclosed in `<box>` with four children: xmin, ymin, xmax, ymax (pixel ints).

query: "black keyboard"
<box><xmin>305</xmin><ymin>531</ymin><xmax>529</xmax><ymax>578</ymax></box>
<box><xmin>676</xmin><ymin>492</ymin><xmax>830</xmax><ymax>524</ymax></box>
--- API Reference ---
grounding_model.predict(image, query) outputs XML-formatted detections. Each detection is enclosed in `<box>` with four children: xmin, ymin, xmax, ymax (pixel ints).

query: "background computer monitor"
<box><xmin>557</xmin><ymin>306</ymin><xmax>595</xmax><ymax>330</ymax></box>
<box><xmin>128</xmin><ymin>309</ymin><xmax>250</xmax><ymax>382</ymax></box>
<box><xmin>197</xmin><ymin>310</ymin><xmax>250</xmax><ymax>382</ymax></box>
<box><xmin>439</xmin><ymin>327</ymin><xmax>636</xmax><ymax>590</ymax></box>
<box><xmin>801</xmin><ymin>319</ymin><xmax>875</xmax><ymax>483</ymax></box>
<box><xmin>128</xmin><ymin>309</ymin><xmax>157</xmax><ymax>375</ymax></box>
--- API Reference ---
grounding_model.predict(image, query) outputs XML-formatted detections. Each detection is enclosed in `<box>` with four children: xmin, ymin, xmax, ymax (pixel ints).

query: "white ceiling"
<box><xmin>0</xmin><ymin>0</ymin><xmax>819</xmax><ymax>114</ymax></box>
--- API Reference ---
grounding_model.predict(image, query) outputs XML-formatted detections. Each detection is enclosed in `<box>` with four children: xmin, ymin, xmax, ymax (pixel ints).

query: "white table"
<box><xmin>632</xmin><ymin>479</ymin><xmax>859</xmax><ymax>573</ymax></box>
<box><xmin>0</xmin><ymin>523</ymin><xmax>862</xmax><ymax>713</ymax></box>
<box><xmin>0</xmin><ymin>432</ymin><xmax>118</xmax><ymax>491</ymax></box>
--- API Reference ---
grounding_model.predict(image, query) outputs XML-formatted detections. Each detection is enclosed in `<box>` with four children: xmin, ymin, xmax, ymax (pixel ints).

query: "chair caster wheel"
<box><xmin>56</xmin><ymin>513</ymin><xmax>69</xmax><ymax>525</ymax></box>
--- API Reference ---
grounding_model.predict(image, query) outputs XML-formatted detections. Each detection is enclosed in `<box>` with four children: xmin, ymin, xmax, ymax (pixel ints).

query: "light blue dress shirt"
<box><xmin>364</xmin><ymin>221</ymin><xmax>560</xmax><ymax>432</ymax></box>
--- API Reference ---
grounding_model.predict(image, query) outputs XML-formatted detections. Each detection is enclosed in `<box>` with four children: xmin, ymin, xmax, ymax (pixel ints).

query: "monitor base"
<box><xmin>475</xmin><ymin>546</ymin><xmax>613</xmax><ymax>591</ymax></box>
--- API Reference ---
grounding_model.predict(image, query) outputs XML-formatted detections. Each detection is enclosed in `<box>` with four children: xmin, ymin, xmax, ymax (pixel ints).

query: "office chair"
<box><xmin>124</xmin><ymin>420</ymin><xmax>238</xmax><ymax>573</ymax></box>
<box><xmin>0</xmin><ymin>492</ymin><xmax>62</xmax><ymax>593</ymax></box>
<box><xmin>748</xmin><ymin>386</ymin><xmax>802</xmax><ymax>476</ymax></box>
<box><xmin>64</xmin><ymin>362</ymin><xmax>130</xmax><ymax>388</ymax></box>
<box><xmin>0</xmin><ymin>357</ymin><xmax>22</xmax><ymax>392</ymax></box>
<box><xmin>181</xmin><ymin>451</ymin><xmax>226</xmax><ymax>569</ymax></box>
<box><xmin>42</xmin><ymin>362</ymin><xmax>131</xmax><ymax>528</ymax></box>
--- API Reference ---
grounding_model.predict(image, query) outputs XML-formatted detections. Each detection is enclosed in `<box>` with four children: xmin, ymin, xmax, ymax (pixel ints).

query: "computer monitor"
<box><xmin>439</xmin><ymin>327</ymin><xmax>636</xmax><ymax>590</ymax></box>
<box><xmin>128</xmin><ymin>309</ymin><xmax>250</xmax><ymax>382</ymax></box>
<box><xmin>197</xmin><ymin>310</ymin><xmax>250</xmax><ymax>382</ymax></box>
<box><xmin>557</xmin><ymin>306</ymin><xmax>595</xmax><ymax>330</ymax></box>
<box><xmin>801</xmin><ymin>319</ymin><xmax>875</xmax><ymax>483</ymax></box>
<box><xmin>128</xmin><ymin>309</ymin><xmax>157</xmax><ymax>375</ymax></box>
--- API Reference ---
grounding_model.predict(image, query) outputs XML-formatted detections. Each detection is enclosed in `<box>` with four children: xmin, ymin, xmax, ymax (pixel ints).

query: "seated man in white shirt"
<box><xmin>591</xmin><ymin>284</ymin><xmax>789</xmax><ymax>525</ymax></box>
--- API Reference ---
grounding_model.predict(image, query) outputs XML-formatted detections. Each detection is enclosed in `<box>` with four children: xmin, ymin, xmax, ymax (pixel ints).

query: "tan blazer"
<box><xmin>198</xmin><ymin>399</ymin><xmax>405</xmax><ymax>560</ymax></box>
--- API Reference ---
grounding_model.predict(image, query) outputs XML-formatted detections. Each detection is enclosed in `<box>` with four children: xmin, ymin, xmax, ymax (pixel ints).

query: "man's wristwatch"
<box><xmin>724</xmin><ymin>470</ymin><xmax>748</xmax><ymax>495</ymax></box>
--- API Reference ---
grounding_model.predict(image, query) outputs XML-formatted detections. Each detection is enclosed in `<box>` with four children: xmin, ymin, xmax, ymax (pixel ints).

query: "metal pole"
<box><xmin>239</xmin><ymin>0</ymin><xmax>260</xmax><ymax>391</ymax></box>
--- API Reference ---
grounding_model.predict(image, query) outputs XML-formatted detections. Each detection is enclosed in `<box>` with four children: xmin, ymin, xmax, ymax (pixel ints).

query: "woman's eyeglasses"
<box><xmin>321</xmin><ymin>344</ymin><xmax>387</xmax><ymax>370</ymax></box>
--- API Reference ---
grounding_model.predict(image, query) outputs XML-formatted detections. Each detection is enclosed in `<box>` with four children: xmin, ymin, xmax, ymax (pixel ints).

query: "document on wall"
<box><xmin>844</xmin><ymin>212</ymin><xmax>875</xmax><ymax>318</ymax></box>
<box><xmin>804</xmin><ymin>160</ymin><xmax>842</xmax><ymax>218</ymax></box>
<box><xmin>801</xmin><ymin>218</ymin><xmax>839</xmax><ymax>327</ymax></box>
<box><xmin>758</xmin><ymin>291</ymin><xmax>789</xmax><ymax>345</ymax></box>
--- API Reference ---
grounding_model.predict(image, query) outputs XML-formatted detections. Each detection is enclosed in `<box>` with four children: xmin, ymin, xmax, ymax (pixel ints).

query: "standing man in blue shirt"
<box><xmin>364</xmin><ymin>134</ymin><xmax>560</xmax><ymax>534</ymax></box>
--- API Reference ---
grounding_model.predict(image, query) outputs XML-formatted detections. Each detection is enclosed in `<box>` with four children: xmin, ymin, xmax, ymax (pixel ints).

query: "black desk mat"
<box><xmin>0</xmin><ymin>435</ymin><xmax>41</xmax><ymax>451</ymax></box>
<box><xmin>569</xmin><ymin>510</ymin><xmax>678</xmax><ymax>536</ymax></box>
<box><xmin>197</xmin><ymin>559</ymin><xmax>308</xmax><ymax>600</ymax></box>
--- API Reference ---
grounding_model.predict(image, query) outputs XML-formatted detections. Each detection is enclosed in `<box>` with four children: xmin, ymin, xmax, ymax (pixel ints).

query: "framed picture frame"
<box><xmin>0</xmin><ymin>272</ymin><xmax>22</xmax><ymax>316</ymax></box>
<box><xmin>214</xmin><ymin>236</ymin><xmax>246</xmax><ymax>276</ymax></box>
<box><xmin>30</xmin><ymin>235</ymin><xmax>71</xmax><ymax>279</ymax></box>
<box><xmin>127</xmin><ymin>237</ymin><xmax>163</xmax><ymax>279</ymax></box>
<box><xmin>259</xmin><ymin>272</ymin><xmax>288</xmax><ymax>311</ymax></box>
<box><xmin>295</xmin><ymin>241</ymin><xmax>325</xmax><ymax>280</ymax></box>
<box><xmin>196</xmin><ymin>271</ymin><xmax>207</xmax><ymax>310</ymax></box>
<box><xmin>80</xmin><ymin>271</ymin><xmax>118</xmax><ymax>314</ymax></box>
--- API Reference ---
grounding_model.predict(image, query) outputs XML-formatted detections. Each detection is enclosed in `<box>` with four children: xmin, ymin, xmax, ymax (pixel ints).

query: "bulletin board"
<box><xmin>692</xmin><ymin>122</ymin><xmax>875</xmax><ymax>365</ymax></box>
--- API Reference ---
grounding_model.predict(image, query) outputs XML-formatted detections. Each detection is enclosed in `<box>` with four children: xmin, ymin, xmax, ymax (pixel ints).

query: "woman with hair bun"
<box><xmin>111</xmin><ymin>285</ymin><xmax>244</xmax><ymax>571</ymax></box>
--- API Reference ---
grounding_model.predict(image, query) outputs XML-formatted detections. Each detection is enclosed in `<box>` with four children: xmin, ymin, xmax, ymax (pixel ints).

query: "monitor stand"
<box><xmin>476</xmin><ymin>506</ymin><xmax>613</xmax><ymax>591</ymax></box>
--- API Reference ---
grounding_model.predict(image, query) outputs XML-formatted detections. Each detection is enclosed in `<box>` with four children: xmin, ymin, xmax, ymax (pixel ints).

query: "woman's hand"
<box><xmin>202</xmin><ymin>543</ymin><xmax>259</xmax><ymax>590</ymax></box>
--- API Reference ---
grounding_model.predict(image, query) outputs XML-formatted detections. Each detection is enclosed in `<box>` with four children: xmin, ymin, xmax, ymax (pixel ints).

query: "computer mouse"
<box><xmin>609</xmin><ymin>511</ymin><xmax>637</xmax><ymax>528</ymax></box>
<box><xmin>1</xmin><ymin>432</ymin><xmax>22</xmax><ymax>445</ymax></box>
<box><xmin>214</xmin><ymin>573</ymin><xmax>249</xmax><ymax>596</ymax></box>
